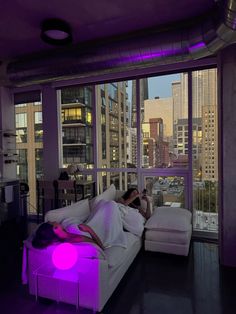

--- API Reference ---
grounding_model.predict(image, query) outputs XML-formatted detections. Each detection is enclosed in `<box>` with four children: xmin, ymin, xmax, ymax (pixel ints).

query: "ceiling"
<box><xmin>0</xmin><ymin>0</ymin><xmax>216</xmax><ymax>61</ymax></box>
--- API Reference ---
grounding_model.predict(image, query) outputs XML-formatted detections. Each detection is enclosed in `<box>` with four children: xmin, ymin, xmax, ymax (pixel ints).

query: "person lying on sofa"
<box><xmin>32</xmin><ymin>200</ymin><xmax>128</xmax><ymax>250</ymax></box>
<box><xmin>32</xmin><ymin>221</ymin><xmax>105</xmax><ymax>250</ymax></box>
<box><xmin>118</xmin><ymin>188</ymin><xmax>151</xmax><ymax>220</ymax></box>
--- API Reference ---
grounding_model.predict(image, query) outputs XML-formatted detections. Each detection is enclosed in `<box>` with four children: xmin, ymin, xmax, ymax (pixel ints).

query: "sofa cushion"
<box><xmin>90</xmin><ymin>184</ymin><xmax>116</xmax><ymax>211</ymax></box>
<box><xmin>44</xmin><ymin>198</ymin><xmax>90</xmax><ymax>223</ymax></box>
<box><xmin>104</xmin><ymin>232</ymin><xmax>139</xmax><ymax>268</ymax></box>
<box><xmin>145</xmin><ymin>207</ymin><xmax>192</xmax><ymax>232</ymax></box>
<box><xmin>145</xmin><ymin>229</ymin><xmax>192</xmax><ymax>245</ymax></box>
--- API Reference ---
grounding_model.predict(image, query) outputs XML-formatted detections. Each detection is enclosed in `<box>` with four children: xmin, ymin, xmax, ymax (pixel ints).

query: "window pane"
<box><xmin>97</xmin><ymin>171</ymin><xmax>137</xmax><ymax>193</ymax></box>
<box><xmin>35</xmin><ymin>148</ymin><xmax>43</xmax><ymax>179</ymax></box>
<box><xmin>142</xmin><ymin>73</ymin><xmax>188</xmax><ymax>168</ymax></box>
<box><xmin>16</xmin><ymin>149</ymin><xmax>28</xmax><ymax>182</ymax></box>
<box><xmin>15</xmin><ymin>99</ymin><xmax>43</xmax><ymax>214</ymax></box>
<box><xmin>15</xmin><ymin>112</ymin><xmax>27</xmax><ymax>143</ymax></box>
<box><xmin>192</xmin><ymin>68</ymin><xmax>218</xmax><ymax>232</ymax></box>
<box><xmin>60</xmin><ymin>86</ymin><xmax>94</xmax><ymax>168</ymax></box>
<box><xmin>144</xmin><ymin>175</ymin><xmax>185</xmax><ymax>208</ymax></box>
<box><xmin>34</xmin><ymin>111</ymin><xmax>43</xmax><ymax>142</ymax></box>
<box><xmin>97</xmin><ymin>81</ymin><xmax>136</xmax><ymax>168</ymax></box>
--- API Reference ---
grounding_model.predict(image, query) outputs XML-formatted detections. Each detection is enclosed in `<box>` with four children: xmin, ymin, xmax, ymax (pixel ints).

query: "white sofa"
<box><xmin>24</xmin><ymin>184</ymin><xmax>142</xmax><ymax>312</ymax></box>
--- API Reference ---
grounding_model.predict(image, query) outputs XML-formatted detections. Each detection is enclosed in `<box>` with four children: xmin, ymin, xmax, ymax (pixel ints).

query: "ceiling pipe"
<box><xmin>5</xmin><ymin>0</ymin><xmax>236</xmax><ymax>86</ymax></box>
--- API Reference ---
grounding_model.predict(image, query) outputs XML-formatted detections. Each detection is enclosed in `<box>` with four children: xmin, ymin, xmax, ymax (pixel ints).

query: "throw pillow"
<box><xmin>44</xmin><ymin>198</ymin><xmax>90</xmax><ymax>223</ymax></box>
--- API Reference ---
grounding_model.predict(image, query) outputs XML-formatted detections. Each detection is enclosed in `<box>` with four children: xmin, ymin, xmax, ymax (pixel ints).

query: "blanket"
<box><xmin>117</xmin><ymin>203</ymin><xmax>146</xmax><ymax>237</ymax></box>
<box><xmin>62</xmin><ymin>200</ymin><xmax>127</xmax><ymax>249</ymax></box>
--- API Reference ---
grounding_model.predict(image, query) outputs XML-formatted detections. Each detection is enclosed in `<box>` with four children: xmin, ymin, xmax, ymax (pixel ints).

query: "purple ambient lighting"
<box><xmin>52</xmin><ymin>243</ymin><xmax>78</xmax><ymax>270</ymax></box>
<box><xmin>188</xmin><ymin>42</ymin><xmax>206</xmax><ymax>51</ymax></box>
<box><xmin>110</xmin><ymin>42</ymin><xmax>206</xmax><ymax>66</ymax></box>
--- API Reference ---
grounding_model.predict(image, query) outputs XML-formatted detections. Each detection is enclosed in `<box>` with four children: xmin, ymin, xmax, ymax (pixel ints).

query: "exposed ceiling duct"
<box><xmin>5</xmin><ymin>0</ymin><xmax>236</xmax><ymax>86</ymax></box>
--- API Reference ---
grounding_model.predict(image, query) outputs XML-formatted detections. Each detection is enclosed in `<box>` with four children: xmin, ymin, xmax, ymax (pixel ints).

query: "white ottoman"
<box><xmin>144</xmin><ymin>207</ymin><xmax>192</xmax><ymax>256</ymax></box>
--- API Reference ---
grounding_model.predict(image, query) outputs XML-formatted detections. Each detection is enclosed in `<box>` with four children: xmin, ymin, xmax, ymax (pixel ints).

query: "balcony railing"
<box><xmin>63</xmin><ymin>137</ymin><xmax>86</xmax><ymax>144</ymax></box>
<box><xmin>62</xmin><ymin>117</ymin><xmax>86</xmax><ymax>125</ymax></box>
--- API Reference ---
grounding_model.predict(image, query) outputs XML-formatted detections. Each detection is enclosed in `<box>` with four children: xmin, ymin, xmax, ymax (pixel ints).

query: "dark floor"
<box><xmin>0</xmin><ymin>241</ymin><xmax>236</xmax><ymax>314</ymax></box>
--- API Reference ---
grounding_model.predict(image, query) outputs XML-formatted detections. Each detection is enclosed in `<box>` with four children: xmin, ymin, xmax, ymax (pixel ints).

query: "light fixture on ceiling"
<box><xmin>41</xmin><ymin>19</ymin><xmax>72</xmax><ymax>45</ymax></box>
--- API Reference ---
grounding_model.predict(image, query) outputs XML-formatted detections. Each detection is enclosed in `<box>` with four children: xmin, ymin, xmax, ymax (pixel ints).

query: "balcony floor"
<box><xmin>0</xmin><ymin>241</ymin><xmax>236</xmax><ymax>314</ymax></box>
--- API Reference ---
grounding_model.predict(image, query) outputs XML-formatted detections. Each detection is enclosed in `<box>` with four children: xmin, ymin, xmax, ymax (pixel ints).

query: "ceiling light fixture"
<box><xmin>41</xmin><ymin>19</ymin><xmax>72</xmax><ymax>46</ymax></box>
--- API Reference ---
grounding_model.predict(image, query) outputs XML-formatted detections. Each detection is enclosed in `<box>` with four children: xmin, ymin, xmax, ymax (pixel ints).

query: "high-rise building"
<box><xmin>131</xmin><ymin>78</ymin><xmax>149</xmax><ymax>127</ymax></box>
<box><xmin>192</xmin><ymin>69</ymin><xmax>217</xmax><ymax>118</ymax></box>
<box><xmin>202</xmin><ymin>105</ymin><xmax>218</xmax><ymax>181</ymax></box>
<box><xmin>172</xmin><ymin>69</ymin><xmax>217</xmax><ymax>179</ymax></box>
<box><xmin>192</xmin><ymin>69</ymin><xmax>217</xmax><ymax>181</ymax></box>
<box><xmin>15</xmin><ymin>82</ymin><xmax>128</xmax><ymax>212</ymax></box>
<box><xmin>172</xmin><ymin>73</ymin><xmax>188</xmax><ymax>123</ymax></box>
<box><xmin>144</xmin><ymin>98</ymin><xmax>173</xmax><ymax>139</ymax></box>
<box><xmin>126</xmin><ymin>128</ymin><xmax>137</xmax><ymax>167</ymax></box>
<box><xmin>60</xmin><ymin>86</ymin><xmax>93</xmax><ymax>168</ymax></box>
<box><xmin>142</xmin><ymin>118</ymin><xmax>170</xmax><ymax>168</ymax></box>
<box><xmin>173</xmin><ymin>117</ymin><xmax>202</xmax><ymax>168</ymax></box>
<box><xmin>61</xmin><ymin>82</ymin><xmax>128</xmax><ymax>190</ymax></box>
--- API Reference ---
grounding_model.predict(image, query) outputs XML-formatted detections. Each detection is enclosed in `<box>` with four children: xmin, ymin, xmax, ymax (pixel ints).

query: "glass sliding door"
<box><xmin>15</xmin><ymin>98</ymin><xmax>43</xmax><ymax>214</ymax></box>
<box><xmin>192</xmin><ymin>69</ymin><xmax>218</xmax><ymax>233</ymax></box>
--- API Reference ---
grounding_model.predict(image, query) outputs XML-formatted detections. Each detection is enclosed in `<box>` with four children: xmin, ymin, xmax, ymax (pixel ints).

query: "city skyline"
<box><xmin>15</xmin><ymin>69</ymin><xmax>218</xmax><ymax>232</ymax></box>
<box><xmin>127</xmin><ymin>74</ymin><xmax>181</xmax><ymax>102</ymax></box>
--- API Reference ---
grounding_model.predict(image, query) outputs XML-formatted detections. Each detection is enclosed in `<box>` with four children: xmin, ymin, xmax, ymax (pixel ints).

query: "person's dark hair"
<box><xmin>122</xmin><ymin>188</ymin><xmax>141</xmax><ymax>208</ymax></box>
<box><xmin>32</xmin><ymin>223</ymin><xmax>60</xmax><ymax>249</ymax></box>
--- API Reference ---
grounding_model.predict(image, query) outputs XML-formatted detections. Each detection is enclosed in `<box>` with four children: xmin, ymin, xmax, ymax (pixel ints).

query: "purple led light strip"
<box><xmin>111</xmin><ymin>42</ymin><xmax>206</xmax><ymax>65</ymax></box>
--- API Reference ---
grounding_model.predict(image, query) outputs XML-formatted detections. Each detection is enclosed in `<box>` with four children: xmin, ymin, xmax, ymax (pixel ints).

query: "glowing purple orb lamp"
<box><xmin>52</xmin><ymin>243</ymin><xmax>78</xmax><ymax>270</ymax></box>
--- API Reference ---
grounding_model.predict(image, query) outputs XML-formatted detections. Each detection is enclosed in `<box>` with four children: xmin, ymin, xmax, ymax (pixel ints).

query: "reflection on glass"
<box><xmin>16</xmin><ymin>149</ymin><xmax>28</xmax><ymax>182</ymax></box>
<box><xmin>144</xmin><ymin>176</ymin><xmax>185</xmax><ymax>209</ymax></box>
<box><xmin>35</xmin><ymin>148</ymin><xmax>43</xmax><ymax>179</ymax></box>
<box><xmin>16</xmin><ymin>113</ymin><xmax>27</xmax><ymax>143</ymax></box>
<box><xmin>34</xmin><ymin>111</ymin><xmax>43</xmax><ymax>142</ymax></box>
<box><xmin>15</xmin><ymin>100</ymin><xmax>43</xmax><ymax>213</ymax></box>
<box><xmin>192</xmin><ymin>69</ymin><xmax>218</xmax><ymax>232</ymax></box>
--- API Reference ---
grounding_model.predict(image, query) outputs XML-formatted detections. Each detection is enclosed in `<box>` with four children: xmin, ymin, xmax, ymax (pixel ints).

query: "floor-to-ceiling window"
<box><xmin>96</xmin><ymin>80</ymin><xmax>136</xmax><ymax>192</ymax></box>
<box><xmin>60</xmin><ymin>86</ymin><xmax>94</xmax><ymax>170</ymax></box>
<box><xmin>55</xmin><ymin>67</ymin><xmax>218</xmax><ymax>236</ymax></box>
<box><xmin>192</xmin><ymin>69</ymin><xmax>218</xmax><ymax>232</ymax></box>
<box><xmin>14</xmin><ymin>94</ymin><xmax>43</xmax><ymax>214</ymax></box>
<box><xmin>140</xmin><ymin>73</ymin><xmax>189</xmax><ymax>212</ymax></box>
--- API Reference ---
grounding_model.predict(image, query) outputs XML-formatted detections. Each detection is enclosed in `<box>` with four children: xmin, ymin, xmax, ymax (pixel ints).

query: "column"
<box><xmin>0</xmin><ymin>87</ymin><xmax>16</xmax><ymax>178</ymax></box>
<box><xmin>218</xmin><ymin>43</ymin><xmax>236</xmax><ymax>267</ymax></box>
<box><xmin>41</xmin><ymin>84</ymin><xmax>61</xmax><ymax>180</ymax></box>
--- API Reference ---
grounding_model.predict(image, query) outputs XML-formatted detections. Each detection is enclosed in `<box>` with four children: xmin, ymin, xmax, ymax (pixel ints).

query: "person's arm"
<box><xmin>142</xmin><ymin>195</ymin><xmax>151</xmax><ymax>219</ymax></box>
<box><xmin>78</xmin><ymin>224</ymin><xmax>104</xmax><ymax>250</ymax></box>
<box><xmin>138</xmin><ymin>196</ymin><xmax>151</xmax><ymax>219</ymax></box>
<box><xmin>118</xmin><ymin>192</ymin><xmax>140</xmax><ymax>206</ymax></box>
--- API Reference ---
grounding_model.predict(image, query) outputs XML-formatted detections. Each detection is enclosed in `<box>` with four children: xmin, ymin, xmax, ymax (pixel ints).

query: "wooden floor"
<box><xmin>0</xmin><ymin>241</ymin><xmax>236</xmax><ymax>314</ymax></box>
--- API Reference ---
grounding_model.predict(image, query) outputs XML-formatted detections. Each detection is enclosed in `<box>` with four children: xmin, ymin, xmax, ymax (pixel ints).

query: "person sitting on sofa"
<box><xmin>32</xmin><ymin>200</ymin><xmax>128</xmax><ymax>250</ymax></box>
<box><xmin>118</xmin><ymin>188</ymin><xmax>151</xmax><ymax>219</ymax></box>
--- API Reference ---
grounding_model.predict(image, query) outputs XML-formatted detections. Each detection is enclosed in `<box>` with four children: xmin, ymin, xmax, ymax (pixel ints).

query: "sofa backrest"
<box><xmin>89</xmin><ymin>184</ymin><xmax>117</xmax><ymax>211</ymax></box>
<box><xmin>45</xmin><ymin>198</ymin><xmax>90</xmax><ymax>223</ymax></box>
